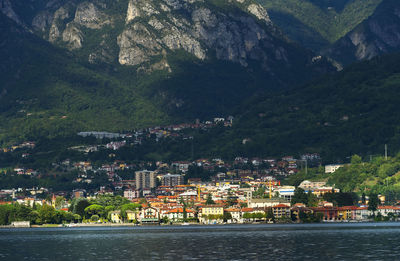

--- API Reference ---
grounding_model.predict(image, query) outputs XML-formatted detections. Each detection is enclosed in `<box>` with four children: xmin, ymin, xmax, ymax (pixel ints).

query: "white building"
<box><xmin>163</xmin><ymin>208</ymin><xmax>195</xmax><ymax>221</ymax></box>
<box><xmin>355</xmin><ymin>207</ymin><xmax>373</xmax><ymax>220</ymax></box>
<box><xmin>298</xmin><ymin>180</ymin><xmax>327</xmax><ymax>190</ymax></box>
<box><xmin>276</xmin><ymin>186</ymin><xmax>295</xmax><ymax>201</ymax></box>
<box><xmin>377</xmin><ymin>206</ymin><xmax>400</xmax><ymax>217</ymax></box>
<box><xmin>225</xmin><ymin>208</ymin><xmax>242</xmax><ymax>223</ymax></box>
<box><xmin>325</xmin><ymin>164</ymin><xmax>344</xmax><ymax>174</ymax></box>
<box><xmin>123</xmin><ymin>189</ymin><xmax>140</xmax><ymax>200</ymax></box>
<box><xmin>248</xmin><ymin>198</ymin><xmax>290</xmax><ymax>208</ymax></box>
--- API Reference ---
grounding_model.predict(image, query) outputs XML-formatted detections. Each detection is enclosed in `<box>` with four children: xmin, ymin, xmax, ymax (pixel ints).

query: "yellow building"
<box><xmin>337</xmin><ymin>206</ymin><xmax>358</xmax><ymax>220</ymax></box>
<box><xmin>201</xmin><ymin>205</ymin><xmax>223</xmax><ymax>220</ymax></box>
<box><xmin>201</xmin><ymin>205</ymin><xmax>224</xmax><ymax>223</ymax></box>
<box><xmin>202</xmin><ymin>205</ymin><xmax>224</xmax><ymax>216</ymax></box>
<box><xmin>272</xmin><ymin>204</ymin><xmax>291</xmax><ymax>219</ymax></box>
<box><xmin>312</xmin><ymin>188</ymin><xmax>340</xmax><ymax>197</ymax></box>
<box><xmin>126</xmin><ymin>210</ymin><xmax>137</xmax><ymax>222</ymax></box>
<box><xmin>110</xmin><ymin>210</ymin><xmax>122</xmax><ymax>223</ymax></box>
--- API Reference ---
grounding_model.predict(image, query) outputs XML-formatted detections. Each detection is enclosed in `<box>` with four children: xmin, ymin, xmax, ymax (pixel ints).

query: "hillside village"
<box><xmin>1</xmin><ymin>118</ymin><xmax>399</xmax><ymax>226</ymax></box>
<box><xmin>1</xmin><ymin>152</ymin><xmax>398</xmax><ymax>226</ymax></box>
<box><xmin>1</xmin><ymin>173</ymin><xmax>398</xmax><ymax>227</ymax></box>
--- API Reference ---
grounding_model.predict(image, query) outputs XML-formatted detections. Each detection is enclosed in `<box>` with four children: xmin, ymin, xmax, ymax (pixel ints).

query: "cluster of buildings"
<box><xmin>2</xmin><ymin>174</ymin><xmax>400</xmax><ymax>224</ymax></box>
<box><xmin>110</xmin><ymin>182</ymin><xmax>400</xmax><ymax>224</ymax></box>
<box><xmin>27</xmin><ymin>153</ymin><xmax>321</xmax><ymax>188</ymax></box>
<box><xmin>76</xmin><ymin>117</ymin><xmax>234</xmax><ymax>144</ymax></box>
<box><xmin>109</xmin><ymin>175</ymin><xmax>398</xmax><ymax>224</ymax></box>
<box><xmin>0</xmin><ymin>122</ymin><xmax>367</xmax><ymax>225</ymax></box>
<box><xmin>1</xmin><ymin>141</ymin><xmax>35</xmax><ymax>153</ymax></box>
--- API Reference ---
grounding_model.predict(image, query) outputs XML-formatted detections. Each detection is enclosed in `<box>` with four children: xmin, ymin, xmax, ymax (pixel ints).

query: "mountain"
<box><xmin>325</xmin><ymin>0</ymin><xmax>400</xmax><ymax>65</ymax></box>
<box><xmin>194</xmin><ymin>53</ymin><xmax>400</xmax><ymax>162</ymax></box>
<box><xmin>256</xmin><ymin>0</ymin><xmax>400</xmax><ymax>67</ymax></box>
<box><xmin>0</xmin><ymin>0</ymin><xmax>333</xmax><ymax>144</ymax></box>
<box><xmin>1</xmin><ymin>0</ymin><xmax>330</xmax><ymax>72</ymax></box>
<box><xmin>256</xmin><ymin>0</ymin><xmax>383</xmax><ymax>52</ymax></box>
<box><xmin>0</xmin><ymin>11</ymin><xmax>170</xmax><ymax>144</ymax></box>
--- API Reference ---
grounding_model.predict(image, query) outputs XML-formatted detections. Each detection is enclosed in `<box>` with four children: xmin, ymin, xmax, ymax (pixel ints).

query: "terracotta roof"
<box><xmin>225</xmin><ymin>208</ymin><xmax>240</xmax><ymax>212</ymax></box>
<box><xmin>273</xmin><ymin>204</ymin><xmax>290</xmax><ymax>208</ymax></box>
<box><xmin>167</xmin><ymin>208</ymin><xmax>195</xmax><ymax>213</ymax></box>
<box><xmin>378</xmin><ymin>206</ymin><xmax>400</xmax><ymax>210</ymax></box>
<box><xmin>338</xmin><ymin>206</ymin><xmax>359</xmax><ymax>210</ymax></box>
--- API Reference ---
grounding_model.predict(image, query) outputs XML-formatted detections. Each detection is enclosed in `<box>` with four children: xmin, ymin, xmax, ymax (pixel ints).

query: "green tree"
<box><xmin>307</xmin><ymin>191</ymin><xmax>319</xmax><ymax>207</ymax></box>
<box><xmin>253</xmin><ymin>186</ymin><xmax>266</xmax><ymax>198</ymax></box>
<box><xmin>242</xmin><ymin>213</ymin><xmax>252</xmax><ymax>221</ymax></box>
<box><xmin>183</xmin><ymin>206</ymin><xmax>188</xmax><ymax>221</ymax></box>
<box><xmin>120</xmin><ymin>203</ymin><xmax>141</xmax><ymax>221</ymax></box>
<box><xmin>223</xmin><ymin>212</ymin><xmax>232</xmax><ymax>222</ymax></box>
<box><xmin>206</xmin><ymin>194</ymin><xmax>215</xmax><ymax>205</ymax></box>
<box><xmin>11</xmin><ymin>203</ymin><xmax>32</xmax><ymax>222</ymax></box>
<box><xmin>0</xmin><ymin>204</ymin><xmax>13</xmax><ymax>225</ymax></box>
<box><xmin>265</xmin><ymin>208</ymin><xmax>275</xmax><ymax>222</ymax></box>
<box><xmin>368</xmin><ymin>193</ymin><xmax>380</xmax><ymax>215</ymax></box>
<box><xmin>161</xmin><ymin>216</ymin><xmax>169</xmax><ymax>224</ymax></box>
<box><xmin>55</xmin><ymin>196</ymin><xmax>64</xmax><ymax>210</ymax></box>
<box><xmin>351</xmin><ymin>154</ymin><xmax>362</xmax><ymax>165</ymax></box>
<box><xmin>298</xmin><ymin>210</ymin><xmax>308</xmax><ymax>222</ymax></box>
<box><xmin>71</xmin><ymin>199</ymin><xmax>90</xmax><ymax>217</ymax></box>
<box><xmin>104</xmin><ymin>205</ymin><xmax>115</xmax><ymax>218</ymax></box>
<box><xmin>62</xmin><ymin>211</ymin><xmax>75</xmax><ymax>223</ymax></box>
<box><xmin>29</xmin><ymin>211</ymin><xmax>40</xmax><ymax>224</ymax></box>
<box><xmin>38</xmin><ymin>205</ymin><xmax>56</xmax><ymax>224</ymax></box>
<box><xmin>73</xmin><ymin>214</ymin><xmax>82</xmax><ymax>223</ymax></box>
<box><xmin>84</xmin><ymin>204</ymin><xmax>104</xmax><ymax>218</ymax></box>
<box><xmin>291</xmin><ymin>188</ymin><xmax>308</xmax><ymax>205</ymax></box>
<box><xmin>361</xmin><ymin>193</ymin><xmax>366</xmax><ymax>204</ymax></box>
<box><xmin>92</xmin><ymin>195</ymin><xmax>130</xmax><ymax>208</ymax></box>
<box><xmin>253</xmin><ymin>212</ymin><xmax>264</xmax><ymax>219</ymax></box>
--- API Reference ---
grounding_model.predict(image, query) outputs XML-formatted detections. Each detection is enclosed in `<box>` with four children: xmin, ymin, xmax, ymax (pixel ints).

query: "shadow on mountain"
<box><xmin>268</xmin><ymin>10</ymin><xmax>330</xmax><ymax>51</ymax></box>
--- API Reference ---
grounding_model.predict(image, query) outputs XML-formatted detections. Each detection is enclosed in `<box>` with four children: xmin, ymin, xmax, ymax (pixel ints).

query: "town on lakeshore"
<box><xmin>0</xmin><ymin>118</ymin><xmax>398</xmax><ymax>227</ymax></box>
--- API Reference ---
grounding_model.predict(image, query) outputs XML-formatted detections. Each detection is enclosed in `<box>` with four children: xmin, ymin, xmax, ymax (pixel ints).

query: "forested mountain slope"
<box><xmin>196</xmin><ymin>53</ymin><xmax>400</xmax><ymax>161</ymax></box>
<box><xmin>0</xmin><ymin>0</ymin><xmax>333</xmax><ymax>144</ymax></box>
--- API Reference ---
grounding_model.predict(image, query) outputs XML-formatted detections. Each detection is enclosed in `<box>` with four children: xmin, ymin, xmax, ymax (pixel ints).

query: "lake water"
<box><xmin>1</xmin><ymin>223</ymin><xmax>400</xmax><ymax>260</ymax></box>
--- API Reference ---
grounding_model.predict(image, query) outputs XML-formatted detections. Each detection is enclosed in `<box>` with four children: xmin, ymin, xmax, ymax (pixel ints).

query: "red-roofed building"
<box><xmin>377</xmin><ymin>206</ymin><xmax>400</xmax><ymax>217</ymax></box>
<box><xmin>241</xmin><ymin>207</ymin><xmax>255</xmax><ymax>213</ymax></box>
<box><xmin>338</xmin><ymin>206</ymin><xmax>358</xmax><ymax>220</ymax></box>
<box><xmin>225</xmin><ymin>208</ymin><xmax>241</xmax><ymax>223</ymax></box>
<box><xmin>139</xmin><ymin>207</ymin><xmax>160</xmax><ymax>224</ymax></box>
<box><xmin>272</xmin><ymin>204</ymin><xmax>291</xmax><ymax>219</ymax></box>
<box><xmin>164</xmin><ymin>208</ymin><xmax>195</xmax><ymax>221</ymax></box>
<box><xmin>311</xmin><ymin>206</ymin><xmax>338</xmax><ymax>221</ymax></box>
<box><xmin>355</xmin><ymin>207</ymin><xmax>371</xmax><ymax>220</ymax></box>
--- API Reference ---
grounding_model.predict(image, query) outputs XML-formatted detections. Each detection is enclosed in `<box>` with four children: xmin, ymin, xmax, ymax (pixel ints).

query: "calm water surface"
<box><xmin>1</xmin><ymin>223</ymin><xmax>400</xmax><ymax>260</ymax></box>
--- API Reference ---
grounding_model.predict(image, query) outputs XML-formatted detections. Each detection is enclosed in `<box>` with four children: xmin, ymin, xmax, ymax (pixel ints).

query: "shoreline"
<box><xmin>0</xmin><ymin>220</ymin><xmax>385</xmax><ymax>229</ymax></box>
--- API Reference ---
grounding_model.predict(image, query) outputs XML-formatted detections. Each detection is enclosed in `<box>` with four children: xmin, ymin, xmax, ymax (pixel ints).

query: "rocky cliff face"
<box><xmin>117</xmin><ymin>0</ymin><xmax>276</xmax><ymax>69</ymax></box>
<box><xmin>1</xmin><ymin>0</ymin><xmax>328</xmax><ymax>74</ymax></box>
<box><xmin>0</xmin><ymin>0</ymin><xmax>23</xmax><ymax>25</ymax></box>
<box><xmin>325</xmin><ymin>0</ymin><xmax>400</xmax><ymax>65</ymax></box>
